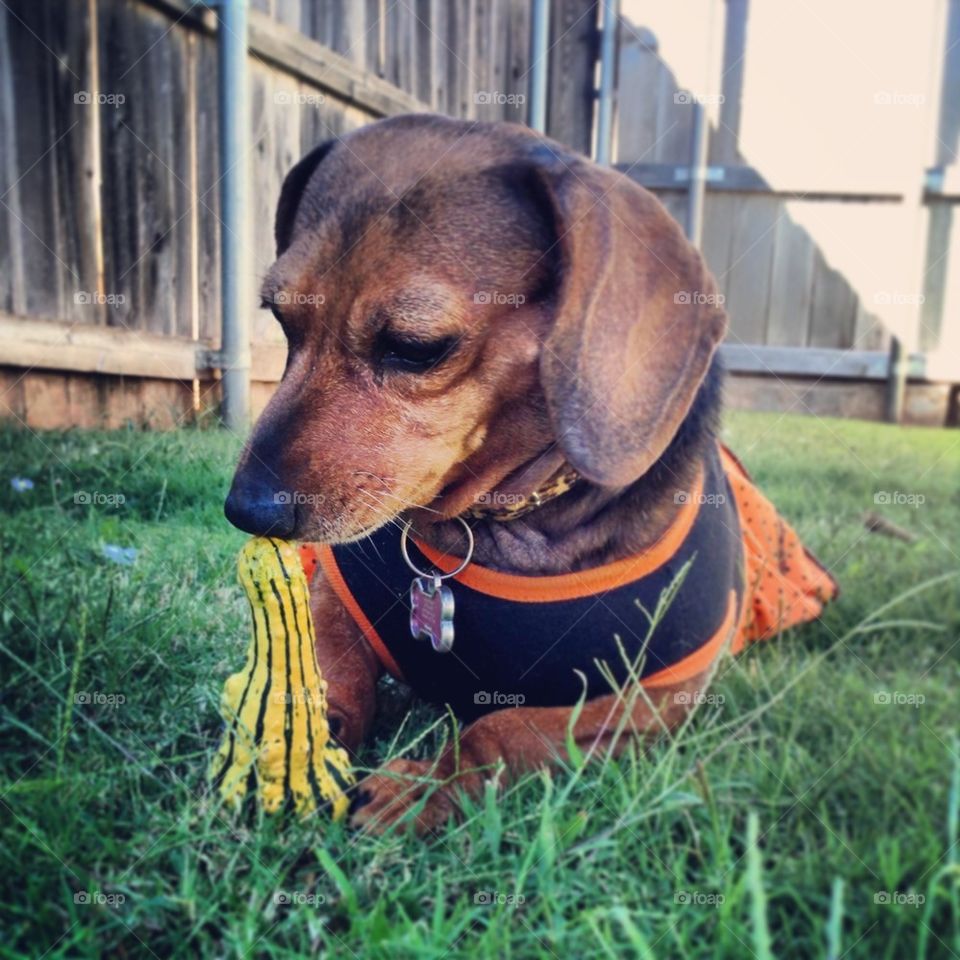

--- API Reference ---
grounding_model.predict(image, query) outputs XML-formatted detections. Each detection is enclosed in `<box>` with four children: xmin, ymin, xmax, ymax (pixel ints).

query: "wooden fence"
<box><xmin>613</xmin><ymin>8</ymin><xmax>959</xmax><ymax>425</ymax></box>
<box><xmin>615</xmin><ymin>9</ymin><xmax>960</xmax><ymax>423</ymax></box>
<box><xmin>0</xmin><ymin>0</ymin><xmax>598</xmax><ymax>427</ymax></box>
<box><xmin>1</xmin><ymin>0</ymin><xmax>957</xmax><ymax>429</ymax></box>
<box><xmin>616</xmin><ymin>25</ymin><xmax>887</xmax><ymax>355</ymax></box>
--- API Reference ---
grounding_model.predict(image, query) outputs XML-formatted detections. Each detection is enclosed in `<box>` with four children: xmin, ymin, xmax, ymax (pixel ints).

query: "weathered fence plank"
<box><xmin>2</xmin><ymin>0</ymin><xmax>102</xmax><ymax>324</ymax></box>
<box><xmin>547</xmin><ymin>0</ymin><xmax>597</xmax><ymax>156</ymax></box>
<box><xmin>699</xmin><ymin>191</ymin><xmax>737</xmax><ymax>303</ymax></box>
<box><xmin>98</xmin><ymin>0</ymin><xmax>195</xmax><ymax>343</ymax></box>
<box><xmin>808</xmin><ymin>249</ymin><xmax>857</xmax><ymax>349</ymax></box>
<box><xmin>766</xmin><ymin>210</ymin><xmax>814</xmax><ymax>347</ymax></box>
<box><xmin>194</xmin><ymin>28</ymin><xmax>221</xmax><ymax>343</ymax></box>
<box><xmin>614</xmin><ymin>26</ymin><xmax>663</xmax><ymax>166</ymax></box>
<box><xmin>505</xmin><ymin>0</ymin><xmax>532</xmax><ymax>114</ymax></box>
<box><xmin>723</xmin><ymin>194</ymin><xmax>778</xmax><ymax>346</ymax></box>
<box><xmin>250</xmin><ymin>61</ymin><xmax>301</xmax><ymax>345</ymax></box>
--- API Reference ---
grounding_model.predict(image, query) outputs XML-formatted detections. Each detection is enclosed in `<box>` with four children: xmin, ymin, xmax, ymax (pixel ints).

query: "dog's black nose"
<box><xmin>224</xmin><ymin>475</ymin><xmax>296</xmax><ymax>538</ymax></box>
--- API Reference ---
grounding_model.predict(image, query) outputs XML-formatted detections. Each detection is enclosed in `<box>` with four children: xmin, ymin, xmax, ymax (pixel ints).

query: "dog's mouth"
<box><xmin>302</xmin><ymin>484</ymin><xmax>444</xmax><ymax>544</ymax></box>
<box><xmin>296</xmin><ymin>446</ymin><xmax>571</xmax><ymax>543</ymax></box>
<box><xmin>427</xmin><ymin>446</ymin><xmax>570</xmax><ymax>519</ymax></box>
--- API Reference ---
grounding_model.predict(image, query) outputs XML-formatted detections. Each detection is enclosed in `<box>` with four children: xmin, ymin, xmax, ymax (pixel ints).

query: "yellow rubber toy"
<box><xmin>210</xmin><ymin>537</ymin><xmax>354</xmax><ymax>819</ymax></box>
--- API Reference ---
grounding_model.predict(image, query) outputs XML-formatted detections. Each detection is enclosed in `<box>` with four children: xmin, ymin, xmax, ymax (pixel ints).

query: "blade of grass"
<box><xmin>746</xmin><ymin>811</ymin><xmax>773</xmax><ymax>960</ymax></box>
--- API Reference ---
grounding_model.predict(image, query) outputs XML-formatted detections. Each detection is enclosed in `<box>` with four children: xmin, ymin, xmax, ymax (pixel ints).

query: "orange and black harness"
<box><xmin>301</xmin><ymin>443</ymin><xmax>837</xmax><ymax>720</ymax></box>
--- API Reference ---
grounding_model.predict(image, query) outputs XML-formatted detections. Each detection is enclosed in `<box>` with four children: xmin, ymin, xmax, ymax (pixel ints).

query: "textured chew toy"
<box><xmin>210</xmin><ymin>537</ymin><xmax>354</xmax><ymax>819</ymax></box>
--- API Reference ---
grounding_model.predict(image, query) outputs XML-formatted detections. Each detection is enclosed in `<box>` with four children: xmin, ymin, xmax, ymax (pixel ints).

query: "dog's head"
<box><xmin>225</xmin><ymin>115</ymin><xmax>726</xmax><ymax>542</ymax></box>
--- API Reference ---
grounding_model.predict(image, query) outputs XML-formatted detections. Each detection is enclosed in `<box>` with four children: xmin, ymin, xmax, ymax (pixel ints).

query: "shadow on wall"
<box><xmin>613</xmin><ymin>23</ymin><xmax>889</xmax><ymax>356</ymax></box>
<box><xmin>612</xmin><ymin>20</ymin><xmax>959</xmax><ymax>426</ymax></box>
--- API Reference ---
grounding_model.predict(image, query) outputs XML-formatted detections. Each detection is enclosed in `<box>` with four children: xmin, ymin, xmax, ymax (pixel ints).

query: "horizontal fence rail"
<box><xmin>1</xmin><ymin>0</ymin><xmax>957</xmax><ymax>430</ymax></box>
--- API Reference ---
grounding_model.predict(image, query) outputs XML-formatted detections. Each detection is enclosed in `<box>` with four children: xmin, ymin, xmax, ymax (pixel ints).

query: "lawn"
<box><xmin>1</xmin><ymin>412</ymin><xmax>958</xmax><ymax>959</ymax></box>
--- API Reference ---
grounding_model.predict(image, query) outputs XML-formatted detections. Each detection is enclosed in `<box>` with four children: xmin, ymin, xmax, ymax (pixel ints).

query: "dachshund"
<box><xmin>224</xmin><ymin>114</ymin><xmax>837</xmax><ymax>834</ymax></box>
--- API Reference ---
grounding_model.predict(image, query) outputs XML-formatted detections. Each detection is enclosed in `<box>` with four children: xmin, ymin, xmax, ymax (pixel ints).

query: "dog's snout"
<box><xmin>224</xmin><ymin>470</ymin><xmax>296</xmax><ymax>538</ymax></box>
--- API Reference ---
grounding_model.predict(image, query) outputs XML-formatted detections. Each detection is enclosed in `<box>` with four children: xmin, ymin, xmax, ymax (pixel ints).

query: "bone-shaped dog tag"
<box><xmin>409</xmin><ymin>575</ymin><xmax>455</xmax><ymax>653</ymax></box>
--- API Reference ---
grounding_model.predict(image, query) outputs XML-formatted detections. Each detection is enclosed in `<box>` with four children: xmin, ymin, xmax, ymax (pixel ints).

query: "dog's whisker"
<box><xmin>377</xmin><ymin>491</ymin><xmax>442</xmax><ymax>515</ymax></box>
<box><xmin>354</xmin><ymin>490</ymin><xmax>410</xmax><ymax>532</ymax></box>
<box><xmin>354</xmin><ymin>479</ymin><xmax>442</xmax><ymax>516</ymax></box>
<box><xmin>353</xmin><ymin>470</ymin><xmax>399</xmax><ymax>484</ymax></box>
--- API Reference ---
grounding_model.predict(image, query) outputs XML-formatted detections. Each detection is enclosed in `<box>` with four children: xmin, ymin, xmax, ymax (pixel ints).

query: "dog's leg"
<box><xmin>350</xmin><ymin>670</ymin><xmax>709</xmax><ymax>835</ymax></box>
<box><xmin>308</xmin><ymin>570</ymin><xmax>380</xmax><ymax>754</ymax></box>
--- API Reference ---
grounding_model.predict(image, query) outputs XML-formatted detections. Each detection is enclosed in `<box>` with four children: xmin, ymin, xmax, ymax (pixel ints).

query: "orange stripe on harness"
<box><xmin>640</xmin><ymin>589</ymin><xmax>739</xmax><ymax>688</ymax></box>
<box><xmin>310</xmin><ymin>543</ymin><xmax>407</xmax><ymax>682</ymax></box>
<box><xmin>411</xmin><ymin>466</ymin><xmax>705</xmax><ymax>603</ymax></box>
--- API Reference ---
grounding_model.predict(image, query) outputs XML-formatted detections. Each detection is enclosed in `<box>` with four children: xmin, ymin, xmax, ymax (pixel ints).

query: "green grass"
<box><xmin>1</xmin><ymin>412</ymin><xmax>958</xmax><ymax>959</ymax></box>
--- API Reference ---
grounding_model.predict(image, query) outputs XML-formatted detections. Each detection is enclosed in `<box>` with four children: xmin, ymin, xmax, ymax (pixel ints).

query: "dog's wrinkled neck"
<box><xmin>418</xmin><ymin>359</ymin><xmax>723</xmax><ymax>575</ymax></box>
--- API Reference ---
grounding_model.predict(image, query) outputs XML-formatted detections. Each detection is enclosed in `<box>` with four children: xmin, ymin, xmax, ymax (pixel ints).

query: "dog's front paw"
<box><xmin>348</xmin><ymin>759</ymin><xmax>456</xmax><ymax>836</ymax></box>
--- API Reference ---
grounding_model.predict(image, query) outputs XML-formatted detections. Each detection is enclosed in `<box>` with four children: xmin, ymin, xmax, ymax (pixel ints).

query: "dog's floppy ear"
<box><xmin>274</xmin><ymin>140</ymin><xmax>337</xmax><ymax>256</ymax></box>
<box><xmin>532</xmin><ymin>149</ymin><xmax>727</xmax><ymax>487</ymax></box>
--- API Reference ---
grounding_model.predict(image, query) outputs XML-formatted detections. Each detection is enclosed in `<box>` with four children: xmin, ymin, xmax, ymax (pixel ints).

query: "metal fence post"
<box><xmin>594</xmin><ymin>0</ymin><xmax>619</xmax><ymax>166</ymax></box>
<box><xmin>886</xmin><ymin>337</ymin><xmax>906</xmax><ymax>423</ymax></box>
<box><xmin>217</xmin><ymin>0</ymin><xmax>251</xmax><ymax>430</ymax></box>
<box><xmin>685</xmin><ymin>101</ymin><xmax>708</xmax><ymax>246</ymax></box>
<box><xmin>529</xmin><ymin>0</ymin><xmax>550</xmax><ymax>133</ymax></box>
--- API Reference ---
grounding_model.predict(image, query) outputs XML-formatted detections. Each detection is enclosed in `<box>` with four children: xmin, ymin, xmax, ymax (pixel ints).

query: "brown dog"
<box><xmin>225</xmin><ymin>114</ymin><xmax>835</xmax><ymax>833</ymax></box>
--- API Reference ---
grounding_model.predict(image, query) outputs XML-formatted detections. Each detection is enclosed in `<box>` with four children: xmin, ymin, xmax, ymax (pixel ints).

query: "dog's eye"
<box><xmin>376</xmin><ymin>331</ymin><xmax>457</xmax><ymax>373</ymax></box>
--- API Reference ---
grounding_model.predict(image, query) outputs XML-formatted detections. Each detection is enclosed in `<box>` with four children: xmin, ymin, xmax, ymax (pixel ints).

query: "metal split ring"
<box><xmin>400</xmin><ymin>516</ymin><xmax>474</xmax><ymax>579</ymax></box>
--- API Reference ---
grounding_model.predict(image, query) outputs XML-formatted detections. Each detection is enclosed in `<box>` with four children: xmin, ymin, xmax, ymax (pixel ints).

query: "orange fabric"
<box><xmin>718</xmin><ymin>445</ymin><xmax>838</xmax><ymax>654</ymax></box>
<box><xmin>298</xmin><ymin>543</ymin><xmax>319</xmax><ymax>581</ymax></box>
<box><xmin>313</xmin><ymin>544</ymin><xmax>407</xmax><ymax>682</ymax></box>
<box><xmin>412</xmin><ymin>466</ymin><xmax>705</xmax><ymax>603</ymax></box>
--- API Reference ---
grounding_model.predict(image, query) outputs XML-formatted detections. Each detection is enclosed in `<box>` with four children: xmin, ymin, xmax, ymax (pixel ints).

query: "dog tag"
<box><xmin>410</xmin><ymin>576</ymin><xmax>455</xmax><ymax>653</ymax></box>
